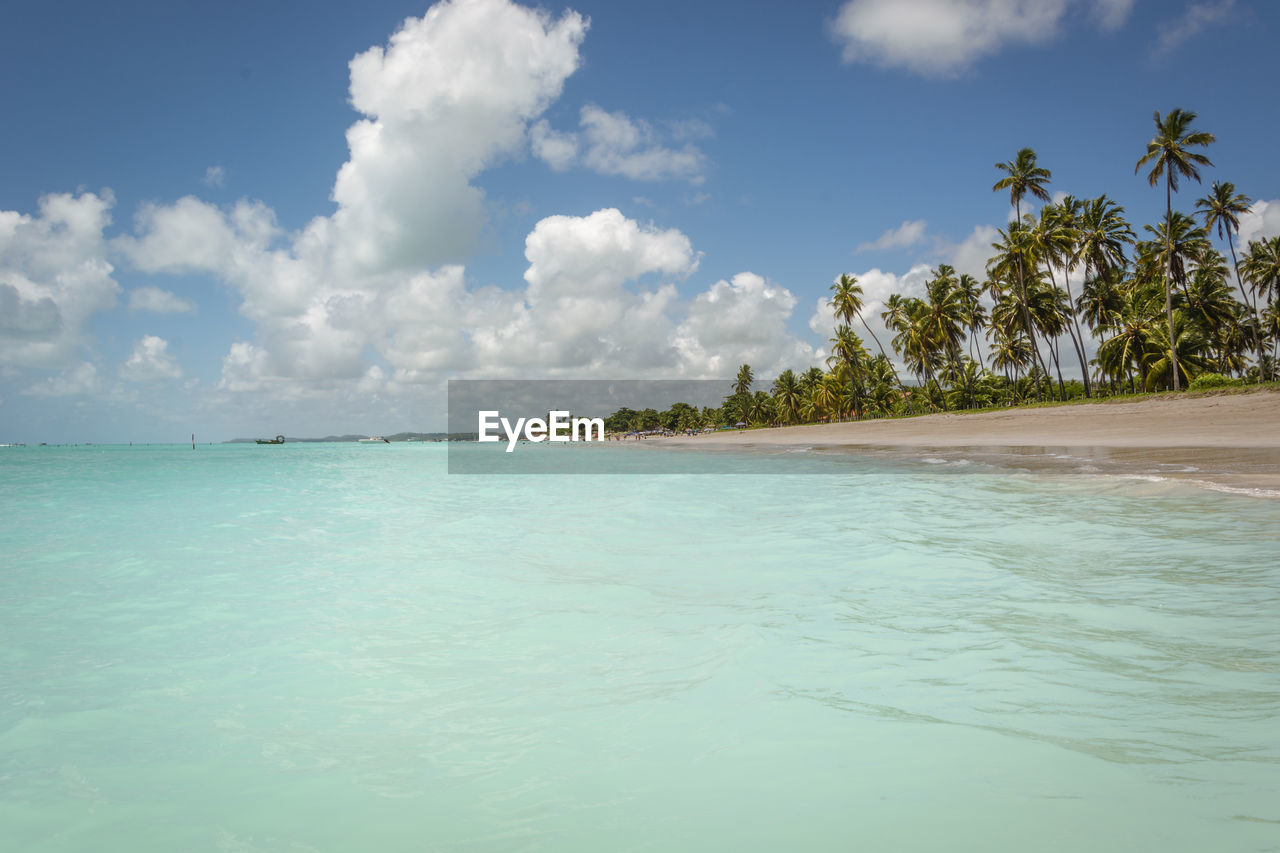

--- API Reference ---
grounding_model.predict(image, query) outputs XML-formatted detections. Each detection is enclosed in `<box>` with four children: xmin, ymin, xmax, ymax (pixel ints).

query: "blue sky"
<box><xmin>1</xmin><ymin>0</ymin><xmax>1276</xmax><ymax>442</ymax></box>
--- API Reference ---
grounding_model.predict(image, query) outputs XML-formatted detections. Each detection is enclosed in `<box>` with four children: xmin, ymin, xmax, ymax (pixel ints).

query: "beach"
<box><xmin>651</xmin><ymin>389</ymin><xmax>1280</xmax><ymax>495</ymax></box>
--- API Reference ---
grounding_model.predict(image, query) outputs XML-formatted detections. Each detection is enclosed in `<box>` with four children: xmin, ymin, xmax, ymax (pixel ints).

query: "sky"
<box><xmin>2</xmin><ymin>0</ymin><xmax>1277</xmax><ymax>442</ymax></box>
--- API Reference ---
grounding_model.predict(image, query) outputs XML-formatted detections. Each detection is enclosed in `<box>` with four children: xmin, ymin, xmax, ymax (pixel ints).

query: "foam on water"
<box><xmin>1</xmin><ymin>443</ymin><xmax>1278</xmax><ymax>851</ymax></box>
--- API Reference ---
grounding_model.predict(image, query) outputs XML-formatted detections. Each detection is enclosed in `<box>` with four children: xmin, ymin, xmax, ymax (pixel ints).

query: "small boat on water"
<box><xmin>255</xmin><ymin>435</ymin><xmax>286</xmax><ymax>445</ymax></box>
<box><xmin>358</xmin><ymin>436</ymin><xmax>390</xmax><ymax>443</ymax></box>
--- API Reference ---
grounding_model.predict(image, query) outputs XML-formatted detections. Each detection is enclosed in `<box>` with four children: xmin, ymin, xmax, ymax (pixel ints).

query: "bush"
<box><xmin>1189</xmin><ymin>372</ymin><xmax>1241</xmax><ymax>391</ymax></box>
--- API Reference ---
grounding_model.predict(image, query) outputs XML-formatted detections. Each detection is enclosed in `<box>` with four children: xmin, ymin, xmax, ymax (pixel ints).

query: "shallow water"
<box><xmin>1</xmin><ymin>444</ymin><xmax>1277</xmax><ymax>851</ymax></box>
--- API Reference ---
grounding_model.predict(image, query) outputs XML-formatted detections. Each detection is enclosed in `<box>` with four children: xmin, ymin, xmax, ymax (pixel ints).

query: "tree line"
<box><xmin>601</xmin><ymin>109</ymin><xmax>1277</xmax><ymax>433</ymax></box>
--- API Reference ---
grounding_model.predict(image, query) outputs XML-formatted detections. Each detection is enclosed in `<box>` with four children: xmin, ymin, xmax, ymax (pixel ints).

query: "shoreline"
<box><xmin>644</xmin><ymin>389</ymin><xmax>1280</xmax><ymax>497</ymax></box>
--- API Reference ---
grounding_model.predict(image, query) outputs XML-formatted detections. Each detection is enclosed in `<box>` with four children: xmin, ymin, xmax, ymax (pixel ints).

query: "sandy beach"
<box><xmin>654</xmin><ymin>389</ymin><xmax>1280</xmax><ymax>496</ymax></box>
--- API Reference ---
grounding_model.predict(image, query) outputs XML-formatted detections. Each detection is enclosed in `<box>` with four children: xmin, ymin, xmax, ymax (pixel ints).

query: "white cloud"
<box><xmin>105</xmin><ymin>2</ymin><xmax>805</xmax><ymax>400</ymax></box>
<box><xmin>532</xmin><ymin>104</ymin><xmax>708</xmax><ymax>183</ymax></box>
<box><xmin>469</xmin><ymin>208</ymin><xmax>699</xmax><ymax>374</ymax></box>
<box><xmin>529</xmin><ymin>120</ymin><xmax>579</xmax><ymax>170</ymax></box>
<box><xmin>831</xmin><ymin>0</ymin><xmax>1133</xmax><ymax>77</ymax></box>
<box><xmin>0</xmin><ymin>192</ymin><xmax>119</xmax><ymax>370</ymax></box>
<box><xmin>118</xmin><ymin>0</ymin><xmax>589</xmax><ymax>391</ymax></box>
<box><xmin>1153</xmin><ymin>0</ymin><xmax>1236</xmax><ymax>57</ymax></box>
<box><xmin>335</xmin><ymin>0</ymin><xmax>587</xmax><ymax>273</ymax></box>
<box><xmin>1092</xmin><ymin>0</ymin><xmax>1136</xmax><ymax>31</ymax></box>
<box><xmin>937</xmin><ymin>224</ymin><xmax>1001</xmax><ymax>280</ymax></box>
<box><xmin>121</xmin><ymin>335</ymin><xmax>183</xmax><ymax>382</ymax></box>
<box><xmin>21</xmin><ymin>361</ymin><xmax>103</xmax><ymax>397</ymax></box>
<box><xmin>673</xmin><ymin>272</ymin><xmax>818</xmax><ymax>378</ymax></box>
<box><xmin>203</xmin><ymin>165</ymin><xmax>226</xmax><ymax>188</ymax></box>
<box><xmin>129</xmin><ymin>286</ymin><xmax>196</xmax><ymax>314</ymax></box>
<box><xmin>1236</xmin><ymin>199</ymin><xmax>1280</xmax><ymax>248</ymax></box>
<box><xmin>856</xmin><ymin>219</ymin><xmax>928</xmax><ymax>252</ymax></box>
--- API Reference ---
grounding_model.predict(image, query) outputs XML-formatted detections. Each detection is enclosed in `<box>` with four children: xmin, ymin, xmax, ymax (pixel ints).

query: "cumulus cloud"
<box><xmin>108</xmin><ymin>1</ymin><xmax>804</xmax><ymax>400</ymax></box>
<box><xmin>1152</xmin><ymin>0</ymin><xmax>1236</xmax><ymax>57</ymax></box>
<box><xmin>120</xmin><ymin>335</ymin><xmax>183</xmax><ymax>381</ymax></box>
<box><xmin>1236</xmin><ymin>199</ymin><xmax>1280</xmax><ymax>248</ymax></box>
<box><xmin>334</xmin><ymin>0</ymin><xmax>587</xmax><ymax>273</ymax></box>
<box><xmin>856</xmin><ymin>219</ymin><xmax>928</xmax><ymax>253</ymax></box>
<box><xmin>831</xmin><ymin>0</ymin><xmax>1134</xmax><ymax>77</ymax></box>
<box><xmin>531</xmin><ymin>104</ymin><xmax>708</xmax><ymax>182</ymax></box>
<box><xmin>469</xmin><ymin>208</ymin><xmax>700</xmax><ymax>374</ymax></box>
<box><xmin>0</xmin><ymin>192</ymin><xmax>119</xmax><ymax>369</ymax></box>
<box><xmin>529</xmin><ymin>120</ymin><xmax>580</xmax><ymax>170</ymax></box>
<box><xmin>129</xmin><ymin>286</ymin><xmax>196</xmax><ymax>314</ymax></box>
<box><xmin>117</xmin><ymin>0</ymin><xmax>589</xmax><ymax>390</ymax></box>
<box><xmin>937</xmin><ymin>224</ymin><xmax>1002</xmax><ymax>280</ymax></box>
<box><xmin>674</xmin><ymin>272</ymin><xmax>818</xmax><ymax>378</ymax></box>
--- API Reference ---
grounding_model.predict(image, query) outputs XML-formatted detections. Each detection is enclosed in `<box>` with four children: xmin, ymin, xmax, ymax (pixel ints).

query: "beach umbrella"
<box><xmin>734</xmin><ymin>421</ymin><xmax>746</xmax><ymax>427</ymax></box>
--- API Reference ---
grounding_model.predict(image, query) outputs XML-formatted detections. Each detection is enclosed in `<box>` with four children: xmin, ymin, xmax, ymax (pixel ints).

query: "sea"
<box><xmin>1</xmin><ymin>442</ymin><xmax>1277</xmax><ymax>852</ymax></box>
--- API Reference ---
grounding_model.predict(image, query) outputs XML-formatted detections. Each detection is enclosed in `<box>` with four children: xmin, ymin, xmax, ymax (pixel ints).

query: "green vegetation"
<box><xmin>601</xmin><ymin>108</ymin><xmax>1278</xmax><ymax>434</ymax></box>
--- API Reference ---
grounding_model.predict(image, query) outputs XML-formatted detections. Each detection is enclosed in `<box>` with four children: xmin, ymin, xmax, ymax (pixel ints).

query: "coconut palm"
<box><xmin>733</xmin><ymin>364</ymin><xmax>754</xmax><ymax>396</ymax></box>
<box><xmin>1197</xmin><ymin>181</ymin><xmax>1262</xmax><ymax>365</ymax></box>
<box><xmin>1242</xmin><ymin>236</ymin><xmax>1280</xmax><ymax>313</ymax></box>
<box><xmin>994</xmin><ymin>149</ymin><xmax>1052</xmax><ymax>398</ymax></box>
<box><xmin>830</xmin><ymin>273</ymin><xmax>908</xmax><ymax>401</ymax></box>
<box><xmin>920</xmin><ymin>266</ymin><xmax>970</xmax><ymax>400</ymax></box>
<box><xmin>1032</xmin><ymin>200</ymin><xmax>1091</xmax><ymax>395</ymax></box>
<box><xmin>1243</xmin><ymin>236</ymin><xmax>1280</xmax><ymax>373</ymax></box>
<box><xmin>989</xmin><ymin>221</ymin><xmax>1054</xmax><ymax>395</ymax></box>
<box><xmin>1142</xmin><ymin>312</ymin><xmax>1214</xmax><ymax>391</ymax></box>
<box><xmin>828</xmin><ymin>325</ymin><xmax>870</xmax><ymax>379</ymax></box>
<box><xmin>1135</xmin><ymin>108</ymin><xmax>1216</xmax><ymax>389</ymax></box>
<box><xmin>1077</xmin><ymin>266</ymin><xmax>1127</xmax><ymax>340</ymax></box>
<box><xmin>1097</xmin><ymin>286</ymin><xmax>1163</xmax><ymax>392</ymax></box>
<box><xmin>772</xmin><ymin>370</ymin><xmax>803</xmax><ymax>424</ymax></box>
<box><xmin>956</xmin><ymin>274</ymin><xmax>988</xmax><ymax>364</ymax></box>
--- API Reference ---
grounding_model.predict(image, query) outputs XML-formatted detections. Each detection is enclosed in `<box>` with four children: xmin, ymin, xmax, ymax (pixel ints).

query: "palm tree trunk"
<box><xmin>1165</xmin><ymin>178</ymin><xmax>1181</xmax><ymax>390</ymax></box>
<box><xmin>1063</xmin><ymin>264</ymin><xmax>1092</xmax><ymax>396</ymax></box>
<box><xmin>859</xmin><ymin>309</ymin><xmax>914</xmax><ymax>413</ymax></box>
<box><xmin>1011</xmin><ymin>200</ymin><xmax>1047</xmax><ymax>402</ymax></box>
<box><xmin>1226</xmin><ymin>229</ymin><xmax>1266</xmax><ymax>371</ymax></box>
<box><xmin>1048</xmin><ymin>335</ymin><xmax>1066</xmax><ymax>397</ymax></box>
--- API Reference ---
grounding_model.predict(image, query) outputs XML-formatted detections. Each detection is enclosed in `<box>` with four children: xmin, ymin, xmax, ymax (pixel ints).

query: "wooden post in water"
<box><xmin>191</xmin><ymin>433</ymin><xmax>195</xmax><ymax>450</ymax></box>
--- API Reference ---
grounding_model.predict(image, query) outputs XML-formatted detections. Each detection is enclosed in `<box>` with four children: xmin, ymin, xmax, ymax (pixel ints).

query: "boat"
<box><xmin>255</xmin><ymin>435</ymin><xmax>286</xmax><ymax>445</ymax></box>
<box><xmin>358</xmin><ymin>436</ymin><xmax>390</xmax><ymax>443</ymax></box>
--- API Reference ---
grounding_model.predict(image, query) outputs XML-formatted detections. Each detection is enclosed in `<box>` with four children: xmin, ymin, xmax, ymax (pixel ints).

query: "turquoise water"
<box><xmin>1</xmin><ymin>444</ymin><xmax>1278</xmax><ymax>851</ymax></box>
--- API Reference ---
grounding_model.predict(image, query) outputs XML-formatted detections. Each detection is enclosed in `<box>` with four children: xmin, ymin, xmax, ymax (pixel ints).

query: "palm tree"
<box><xmin>994</xmin><ymin>149</ymin><xmax>1052</xmax><ymax>399</ymax></box>
<box><xmin>1032</xmin><ymin>201</ymin><xmax>1091</xmax><ymax>396</ymax></box>
<box><xmin>1243</xmin><ymin>236</ymin><xmax>1280</xmax><ymax>374</ymax></box>
<box><xmin>1135</xmin><ymin>108</ymin><xmax>1216</xmax><ymax>389</ymax></box>
<box><xmin>994</xmin><ymin>148</ymin><xmax>1052</xmax><ymax>222</ymax></box>
<box><xmin>772</xmin><ymin>370</ymin><xmax>803</xmax><ymax>424</ymax></box>
<box><xmin>733</xmin><ymin>364</ymin><xmax>754</xmax><ymax>396</ymax></box>
<box><xmin>956</xmin><ymin>274</ymin><xmax>988</xmax><ymax>364</ymax></box>
<box><xmin>1139</xmin><ymin>213</ymin><xmax>1213</xmax><ymax>321</ymax></box>
<box><xmin>829</xmin><ymin>273</ymin><xmax>908</xmax><ymax>403</ymax></box>
<box><xmin>1074</xmin><ymin>195</ymin><xmax>1134</xmax><ymax>344</ymax></box>
<box><xmin>1199</xmin><ymin>182</ymin><xmax>1262</xmax><ymax>367</ymax></box>
<box><xmin>921</xmin><ymin>266</ymin><xmax>969</xmax><ymax>400</ymax></box>
<box><xmin>1142</xmin><ymin>312</ymin><xmax>1213</xmax><ymax>391</ymax></box>
<box><xmin>1097</xmin><ymin>286</ymin><xmax>1163</xmax><ymax>392</ymax></box>
<box><xmin>1077</xmin><ymin>266</ymin><xmax>1126</xmax><ymax>340</ymax></box>
<box><xmin>828</xmin><ymin>325</ymin><xmax>870</xmax><ymax>379</ymax></box>
<box><xmin>989</xmin><ymin>223</ymin><xmax>1053</xmax><ymax>392</ymax></box>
